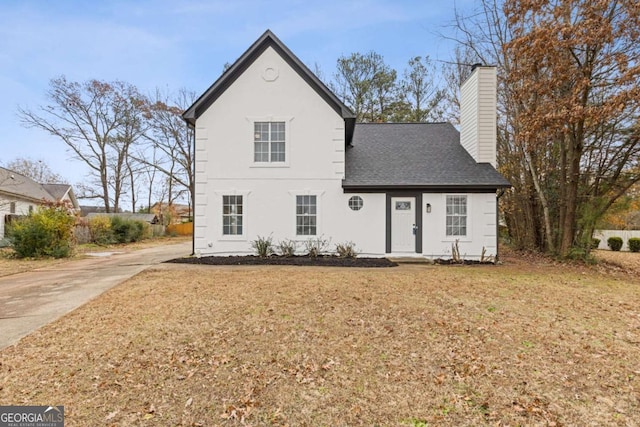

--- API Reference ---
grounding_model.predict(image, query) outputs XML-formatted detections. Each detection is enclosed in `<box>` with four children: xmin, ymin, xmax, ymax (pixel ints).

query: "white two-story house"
<box><xmin>183</xmin><ymin>30</ymin><xmax>510</xmax><ymax>259</ymax></box>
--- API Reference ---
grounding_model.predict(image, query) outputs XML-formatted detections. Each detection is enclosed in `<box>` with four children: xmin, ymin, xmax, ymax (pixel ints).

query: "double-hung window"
<box><xmin>254</xmin><ymin>121</ymin><xmax>285</xmax><ymax>163</ymax></box>
<box><xmin>446</xmin><ymin>195</ymin><xmax>467</xmax><ymax>236</ymax></box>
<box><xmin>222</xmin><ymin>195</ymin><xmax>243</xmax><ymax>235</ymax></box>
<box><xmin>296</xmin><ymin>195</ymin><xmax>316</xmax><ymax>235</ymax></box>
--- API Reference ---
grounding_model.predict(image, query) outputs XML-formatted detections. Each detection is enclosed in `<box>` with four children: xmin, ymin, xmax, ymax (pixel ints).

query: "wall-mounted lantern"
<box><xmin>426</xmin><ymin>203</ymin><xmax>432</xmax><ymax>213</ymax></box>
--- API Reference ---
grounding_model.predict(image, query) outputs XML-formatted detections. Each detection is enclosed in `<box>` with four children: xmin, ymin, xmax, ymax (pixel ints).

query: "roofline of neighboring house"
<box><xmin>182</xmin><ymin>29</ymin><xmax>356</xmax><ymax>143</ymax></box>
<box><xmin>0</xmin><ymin>189</ymin><xmax>51</xmax><ymax>204</ymax></box>
<box><xmin>341</xmin><ymin>183</ymin><xmax>511</xmax><ymax>193</ymax></box>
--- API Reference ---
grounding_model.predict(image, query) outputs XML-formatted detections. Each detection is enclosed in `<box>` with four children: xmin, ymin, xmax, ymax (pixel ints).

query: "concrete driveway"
<box><xmin>0</xmin><ymin>241</ymin><xmax>191</xmax><ymax>350</ymax></box>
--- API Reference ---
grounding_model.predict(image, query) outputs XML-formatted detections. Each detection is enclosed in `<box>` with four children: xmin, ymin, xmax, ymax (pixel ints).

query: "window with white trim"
<box><xmin>9</xmin><ymin>202</ymin><xmax>16</xmax><ymax>214</ymax></box>
<box><xmin>222</xmin><ymin>195</ymin><xmax>243</xmax><ymax>235</ymax></box>
<box><xmin>254</xmin><ymin>121</ymin><xmax>285</xmax><ymax>162</ymax></box>
<box><xmin>296</xmin><ymin>195</ymin><xmax>316</xmax><ymax>235</ymax></box>
<box><xmin>446</xmin><ymin>195</ymin><xmax>467</xmax><ymax>236</ymax></box>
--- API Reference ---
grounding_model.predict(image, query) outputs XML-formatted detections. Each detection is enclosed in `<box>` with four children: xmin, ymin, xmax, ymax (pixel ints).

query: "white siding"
<box><xmin>421</xmin><ymin>193</ymin><xmax>497</xmax><ymax>260</ymax></box>
<box><xmin>0</xmin><ymin>196</ymin><xmax>36</xmax><ymax>239</ymax></box>
<box><xmin>460</xmin><ymin>66</ymin><xmax>497</xmax><ymax>167</ymax></box>
<box><xmin>193</xmin><ymin>46</ymin><xmax>385</xmax><ymax>256</ymax></box>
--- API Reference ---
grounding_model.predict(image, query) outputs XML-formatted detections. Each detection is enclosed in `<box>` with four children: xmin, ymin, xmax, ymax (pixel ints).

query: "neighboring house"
<box><xmin>0</xmin><ymin>167</ymin><xmax>80</xmax><ymax>239</ymax></box>
<box><xmin>183</xmin><ymin>30</ymin><xmax>510</xmax><ymax>259</ymax></box>
<box><xmin>85</xmin><ymin>212</ymin><xmax>160</xmax><ymax>224</ymax></box>
<box><xmin>150</xmin><ymin>202</ymin><xmax>192</xmax><ymax>224</ymax></box>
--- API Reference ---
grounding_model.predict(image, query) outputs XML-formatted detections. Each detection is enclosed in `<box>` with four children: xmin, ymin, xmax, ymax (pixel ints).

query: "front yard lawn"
<box><xmin>1</xmin><ymin>258</ymin><xmax>639</xmax><ymax>426</ymax></box>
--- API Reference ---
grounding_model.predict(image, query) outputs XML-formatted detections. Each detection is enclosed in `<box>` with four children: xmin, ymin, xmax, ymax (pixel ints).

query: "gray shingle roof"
<box><xmin>343</xmin><ymin>123</ymin><xmax>510</xmax><ymax>190</ymax></box>
<box><xmin>0</xmin><ymin>167</ymin><xmax>56</xmax><ymax>202</ymax></box>
<box><xmin>41</xmin><ymin>184</ymin><xmax>71</xmax><ymax>200</ymax></box>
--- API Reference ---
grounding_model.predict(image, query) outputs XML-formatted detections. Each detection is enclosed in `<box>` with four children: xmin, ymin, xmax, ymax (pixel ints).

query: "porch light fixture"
<box><xmin>426</xmin><ymin>203</ymin><xmax>432</xmax><ymax>213</ymax></box>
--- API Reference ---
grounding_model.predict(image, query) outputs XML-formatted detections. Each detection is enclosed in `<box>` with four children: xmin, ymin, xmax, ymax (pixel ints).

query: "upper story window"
<box><xmin>254</xmin><ymin>121</ymin><xmax>285</xmax><ymax>163</ymax></box>
<box><xmin>446</xmin><ymin>195</ymin><xmax>467</xmax><ymax>236</ymax></box>
<box><xmin>9</xmin><ymin>202</ymin><xmax>16</xmax><ymax>214</ymax></box>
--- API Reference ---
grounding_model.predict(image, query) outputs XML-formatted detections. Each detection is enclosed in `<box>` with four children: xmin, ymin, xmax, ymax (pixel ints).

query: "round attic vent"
<box><xmin>262</xmin><ymin>67</ymin><xmax>279</xmax><ymax>82</ymax></box>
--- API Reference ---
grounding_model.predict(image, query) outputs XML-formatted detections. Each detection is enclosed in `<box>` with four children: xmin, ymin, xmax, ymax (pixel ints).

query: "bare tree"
<box><xmin>18</xmin><ymin>77</ymin><xmax>147</xmax><ymax>212</ymax></box>
<box><xmin>3</xmin><ymin>157</ymin><xmax>66</xmax><ymax>184</ymax></box>
<box><xmin>138</xmin><ymin>88</ymin><xmax>196</xmax><ymax>213</ymax></box>
<box><xmin>440</xmin><ymin>47</ymin><xmax>478</xmax><ymax>125</ymax></box>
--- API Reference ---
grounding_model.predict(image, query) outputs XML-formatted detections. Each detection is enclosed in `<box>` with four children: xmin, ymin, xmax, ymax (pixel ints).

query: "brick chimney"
<box><xmin>460</xmin><ymin>65</ymin><xmax>497</xmax><ymax>167</ymax></box>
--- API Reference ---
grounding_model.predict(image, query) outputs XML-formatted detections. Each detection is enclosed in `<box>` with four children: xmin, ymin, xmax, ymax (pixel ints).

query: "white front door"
<box><xmin>391</xmin><ymin>197</ymin><xmax>416</xmax><ymax>253</ymax></box>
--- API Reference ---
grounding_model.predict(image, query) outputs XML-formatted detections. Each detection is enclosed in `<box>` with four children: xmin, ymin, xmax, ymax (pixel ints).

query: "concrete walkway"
<box><xmin>0</xmin><ymin>241</ymin><xmax>191</xmax><ymax>350</ymax></box>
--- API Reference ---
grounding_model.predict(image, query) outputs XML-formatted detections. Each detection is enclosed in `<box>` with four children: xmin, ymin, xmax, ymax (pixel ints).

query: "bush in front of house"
<box><xmin>607</xmin><ymin>236</ymin><xmax>623</xmax><ymax>251</ymax></box>
<box><xmin>628</xmin><ymin>238</ymin><xmax>640</xmax><ymax>253</ymax></box>
<box><xmin>335</xmin><ymin>241</ymin><xmax>358</xmax><ymax>258</ymax></box>
<box><xmin>8</xmin><ymin>204</ymin><xmax>76</xmax><ymax>258</ymax></box>
<box><xmin>277</xmin><ymin>238</ymin><xmax>297</xmax><ymax>257</ymax></box>
<box><xmin>251</xmin><ymin>235</ymin><xmax>274</xmax><ymax>257</ymax></box>
<box><xmin>305</xmin><ymin>236</ymin><xmax>330</xmax><ymax>257</ymax></box>
<box><xmin>591</xmin><ymin>238</ymin><xmax>601</xmax><ymax>250</ymax></box>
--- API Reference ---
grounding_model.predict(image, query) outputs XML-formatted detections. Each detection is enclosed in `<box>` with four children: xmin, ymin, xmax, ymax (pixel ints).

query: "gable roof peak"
<box><xmin>183</xmin><ymin>29</ymin><xmax>355</xmax><ymax>125</ymax></box>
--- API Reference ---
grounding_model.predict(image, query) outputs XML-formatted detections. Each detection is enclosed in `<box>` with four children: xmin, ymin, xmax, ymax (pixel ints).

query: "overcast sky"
<box><xmin>0</xmin><ymin>0</ymin><xmax>475</xmax><ymax>192</ymax></box>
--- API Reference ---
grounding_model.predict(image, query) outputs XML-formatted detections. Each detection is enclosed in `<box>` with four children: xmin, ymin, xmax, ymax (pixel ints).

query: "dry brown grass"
<box><xmin>0</xmin><ymin>248</ymin><xmax>68</xmax><ymax>277</ymax></box>
<box><xmin>0</xmin><ymin>236</ymin><xmax>190</xmax><ymax>278</ymax></box>
<box><xmin>2</xmin><ymin>257</ymin><xmax>640</xmax><ymax>426</ymax></box>
<box><xmin>595</xmin><ymin>249</ymin><xmax>640</xmax><ymax>275</ymax></box>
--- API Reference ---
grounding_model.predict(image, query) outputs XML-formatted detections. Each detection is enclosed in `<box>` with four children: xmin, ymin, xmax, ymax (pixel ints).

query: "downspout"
<box><xmin>190</xmin><ymin>122</ymin><xmax>196</xmax><ymax>256</ymax></box>
<box><xmin>496</xmin><ymin>188</ymin><xmax>506</xmax><ymax>262</ymax></box>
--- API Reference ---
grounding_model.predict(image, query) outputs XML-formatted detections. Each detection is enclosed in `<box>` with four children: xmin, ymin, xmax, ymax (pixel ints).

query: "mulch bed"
<box><xmin>432</xmin><ymin>258</ymin><xmax>496</xmax><ymax>265</ymax></box>
<box><xmin>165</xmin><ymin>254</ymin><xmax>398</xmax><ymax>267</ymax></box>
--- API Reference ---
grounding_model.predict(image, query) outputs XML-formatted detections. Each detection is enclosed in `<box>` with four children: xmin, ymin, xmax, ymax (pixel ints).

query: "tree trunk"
<box><xmin>524</xmin><ymin>148</ymin><xmax>555</xmax><ymax>253</ymax></box>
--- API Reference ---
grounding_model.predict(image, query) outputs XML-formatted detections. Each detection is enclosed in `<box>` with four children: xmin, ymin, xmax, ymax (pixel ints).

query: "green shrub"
<box><xmin>590</xmin><ymin>238</ymin><xmax>601</xmax><ymax>249</ymax></box>
<box><xmin>607</xmin><ymin>236</ymin><xmax>623</xmax><ymax>251</ymax></box>
<box><xmin>628</xmin><ymin>238</ymin><xmax>640</xmax><ymax>253</ymax></box>
<box><xmin>565</xmin><ymin>247</ymin><xmax>596</xmax><ymax>263</ymax></box>
<box><xmin>251</xmin><ymin>235</ymin><xmax>274</xmax><ymax>257</ymax></box>
<box><xmin>8</xmin><ymin>204</ymin><xmax>75</xmax><ymax>258</ymax></box>
<box><xmin>88</xmin><ymin>215</ymin><xmax>114</xmax><ymax>245</ymax></box>
<box><xmin>110</xmin><ymin>216</ymin><xmax>150</xmax><ymax>243</ymax></box>
<box><xmin>335</xmin><ymin>241</ymin><xmax>358</xmax><ymax>258</ymax></box>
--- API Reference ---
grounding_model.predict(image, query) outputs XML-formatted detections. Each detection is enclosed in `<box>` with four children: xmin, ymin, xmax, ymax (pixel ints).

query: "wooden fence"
<box><xmin>167</xmin><ymin>222</ymin><xmax>193</xmax><ymax>236</ymax></box>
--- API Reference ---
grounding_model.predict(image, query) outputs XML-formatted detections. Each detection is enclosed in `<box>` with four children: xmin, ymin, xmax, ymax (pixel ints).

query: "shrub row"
<box><xmin>251</xmin><ymin>235</ymin><xmax>358</xmax><ymax>258</ymax></box>
<box><xmin>605</xmin><ymin>236</ymin><xmax>640</xmax><ymax>252</ymax></box>
<box><xmin>88</xmin><ymin>215</ymin><xmax>151</xmax><ymax>245</ymax></box>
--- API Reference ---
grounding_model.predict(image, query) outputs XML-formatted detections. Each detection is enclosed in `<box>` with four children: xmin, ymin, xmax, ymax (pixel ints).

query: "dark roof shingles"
<box><xmin>343</xmin><ymin>123</ymin><xmax>510</xmax><ymax>189</ymax></box>
<box><xmin>0</xmin><ymin>167</ymin><xmax>56</xmax><ymax>202</ymax></box>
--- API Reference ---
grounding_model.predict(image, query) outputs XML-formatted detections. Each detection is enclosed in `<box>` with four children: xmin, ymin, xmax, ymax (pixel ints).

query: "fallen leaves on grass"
<box><xmin>1</xmin><ymin>262</ymin><xmax>640</xmax><ymax>426</ymax></box>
